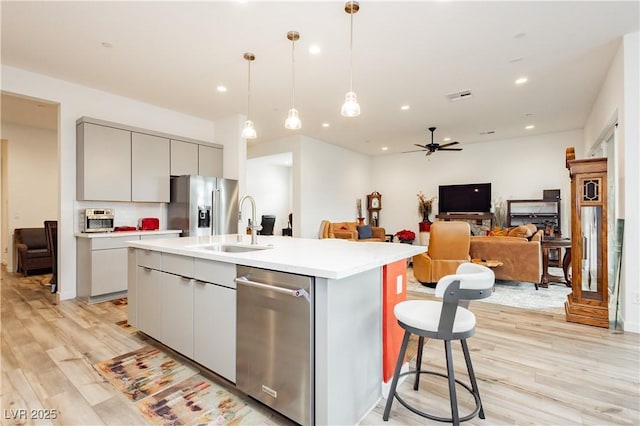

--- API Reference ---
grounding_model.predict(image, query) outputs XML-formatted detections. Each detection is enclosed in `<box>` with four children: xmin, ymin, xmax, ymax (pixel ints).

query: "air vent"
<box><xmin>480</xmin><ymin>130</ymin><xmax>495</xmax><ymax>135</ymax></box>
<box><xmin>446</xmin><ymin>90</ymin><xmax>473</xmax><ymax>102</ymax></box>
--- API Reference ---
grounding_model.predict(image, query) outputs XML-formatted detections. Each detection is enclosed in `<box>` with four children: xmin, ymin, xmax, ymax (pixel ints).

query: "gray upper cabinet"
<box><xmin>132</xmin><ymin>132</ymin><xmax>170</xmax><ymax>202</ymax></box>
<box><xmin>170</xmin><ymin>139</ymin><xmax>198</xmax><ymax>176</ymax></box>
<box><xmin>198</xmin><ymin>144</ymin><xmax>223</xmax><ymax>177</ymax></box>
<box><xmin>77</xmin><ymin>117</ymin><xmax>222</xmax><ymax>201</ymax></box>
<box><xmin>77</xmin><ymin>122</ymin><xmax>132</xmax><ymax>201</ymax></box>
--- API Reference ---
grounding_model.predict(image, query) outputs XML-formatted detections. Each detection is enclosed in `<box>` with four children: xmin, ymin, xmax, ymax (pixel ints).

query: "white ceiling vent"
<box><xmin>446</xmin><ymin>90</ymin><xmax>473</xmax><ymax>102</ymax></box>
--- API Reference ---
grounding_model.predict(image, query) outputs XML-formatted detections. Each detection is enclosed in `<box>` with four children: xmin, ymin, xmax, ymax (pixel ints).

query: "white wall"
<box><xmin>246</xmin><ymin>158</ymin><xmax>292</xmax><ymax>235</ymax></box>
<box><xmin>248</xmin><ymin>135</ymin><xmax>372</xmax><ymax>238</ymax></box>
<box><xmin>370</xmin><ymin>130</ymin><xmax>582</xmax><ymax>239</ymax></box>
<box><xmin>2</xmin><ymin>65</ymin><xmax>220</xmax><ymax>300</ymax></box>
<box><xmin>0</xmin><ymin>123</ymin><xmax>58</xmax><ymax>271</ymax></box>
<box><xmin>583</xmin><ymin>32</ymin><xmax>639</xmax><ymax>333</ymax></box>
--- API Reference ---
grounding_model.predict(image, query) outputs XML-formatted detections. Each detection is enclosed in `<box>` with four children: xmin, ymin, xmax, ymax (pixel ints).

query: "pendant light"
<box><xmin>241</xmin><ymin>52</ymin><xmax>257</xmax><ymax>139</ymax></box>
<box><xmin>285</xmin><ymin>31</ymin><xmax>302</xmax><ymax>130</ymax></box>
<box><xmin>341</xmin><ymin>1</ymin><xmax>360</xmax><ymax>117</ymax></box>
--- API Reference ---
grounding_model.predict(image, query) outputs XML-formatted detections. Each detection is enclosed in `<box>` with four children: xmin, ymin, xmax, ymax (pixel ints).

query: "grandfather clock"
<box><xmin>565</xmin><ymin>152</ymin><xmax>609</xmax><ymax>328</ymax></box>
<box><xmin>367</xmin><ymin>192</ymin><xmax>382</xmax><ymax>227</ymax></box>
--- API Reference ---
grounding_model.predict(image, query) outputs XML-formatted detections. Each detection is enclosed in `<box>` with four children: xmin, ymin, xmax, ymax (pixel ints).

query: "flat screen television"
<box><xmin>438</xmin><ymin>183</ymin><xmax>491</xmax><ymax>214</ymax></box>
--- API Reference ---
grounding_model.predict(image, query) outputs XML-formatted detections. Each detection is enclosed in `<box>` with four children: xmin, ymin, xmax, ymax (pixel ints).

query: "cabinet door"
<box><xmin>77</xmin><ymin>122</ymin><xmax>131</xmax><ymax>201</ymax></box>
<box><xmin>91</xmin><ymin>248</ymin><xmax>128</xmax><ymax>296</ymax></box>
<box><xmin>170</xmin><ymin>140</ymin><xmax>198</xmax><ymax>176</ymax></box>
<box><xmin>194</xmin><ymin>281</ymin><xmax>236</xmax><ymax>382</ymax></box>
<box><xmin>132</xmin><ymin>132</ymin><xmax>170</xmax><ymax>202</ymax></box>
<box><xmin>198</xmin><ymin>145</ymin><xmax>223</xmax><ymax>177</ymax></box>
<box><xmin>161</xmin><ymin>272</ymin><xmax>194</xmax><ymax>358</ymax></box>
<box><xmin>127</xmin><ymin>247</ymin><xmax>137</xmax><ymax>326</ymax></box>
<box><xmin>137</xmin><ymin>266</ymin><xmax>162</xmax><ymax>340</ymax></box>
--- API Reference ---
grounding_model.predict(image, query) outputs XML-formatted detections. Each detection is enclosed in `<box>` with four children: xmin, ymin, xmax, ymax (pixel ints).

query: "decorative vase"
<box><xmin>419</xmin><ymin>219</ymin><xmax>432</xmax><ymax>232</ymax></box>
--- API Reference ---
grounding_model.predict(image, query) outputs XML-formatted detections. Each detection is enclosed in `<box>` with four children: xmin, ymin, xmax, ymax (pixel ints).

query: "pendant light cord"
<box><xmin>349</xmin><ymin>1</ymin><xmax>354</xmax><ymax>92</ymax></box>
<box><xmin>247</xmin><ymin>60</ymin><xmax>252</xmax><ymax>119</ymax></box>
<box><xmin>291</xmin><ymin>37</ymin><xmax>296</xmax><ymax>108</ymax></box>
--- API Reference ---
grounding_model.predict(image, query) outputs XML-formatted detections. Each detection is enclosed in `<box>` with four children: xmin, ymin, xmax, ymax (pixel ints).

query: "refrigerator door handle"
<box><xmin>211</xmin><ymin>188</ymin><xmax>220</xmax><ymax>235</ymax></box>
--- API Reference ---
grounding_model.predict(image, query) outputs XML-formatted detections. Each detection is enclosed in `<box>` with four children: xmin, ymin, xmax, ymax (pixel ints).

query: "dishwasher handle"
<box><xmin>235</xmin><ymin>276</ymin><xmax>310</xmax><ymax>302</ymax></box>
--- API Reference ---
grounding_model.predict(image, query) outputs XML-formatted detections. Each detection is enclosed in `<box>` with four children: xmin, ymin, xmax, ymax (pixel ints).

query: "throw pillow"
<box><xmin>507</xmin><ymin>225</ymin><xmax>531</xmax><ymax>238</ymax></box>
<box><xmin>357</xmin><ymin>225</ymin><xmax>373</xmax><ymax>239</ymax></box>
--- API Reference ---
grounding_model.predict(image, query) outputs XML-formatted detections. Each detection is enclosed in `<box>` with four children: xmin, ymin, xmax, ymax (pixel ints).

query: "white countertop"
<box><xmin>127</xmin><ymin>235</ymin><xmax>426</xmax><ymax>279</ymax></box>
<box><xmin>75</xmin><ymin>229</ymin><xmax>182</xmax><ymax>238</ymax></box>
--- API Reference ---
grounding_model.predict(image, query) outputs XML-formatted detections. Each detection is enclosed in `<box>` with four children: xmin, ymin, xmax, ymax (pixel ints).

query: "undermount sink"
<box><xmin>187</xmin><ymin>243</ymin><xmax>271</xmax><ymax>253</ymax></box>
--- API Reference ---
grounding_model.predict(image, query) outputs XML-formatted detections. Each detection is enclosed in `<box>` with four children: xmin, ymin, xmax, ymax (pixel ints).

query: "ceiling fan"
<box><xmin>404</xmin><ymin>127</ymin><xmax>463</xmax><ymax>156</ymax></box>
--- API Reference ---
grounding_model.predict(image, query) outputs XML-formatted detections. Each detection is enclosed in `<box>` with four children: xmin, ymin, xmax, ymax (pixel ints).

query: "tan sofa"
<box><xmin>319</xmin><ymin>220</ymin><xmax>386</xmax><ymax>242</ymax></box>
<box><xmin>469</xmin><ymin>224</ymin><xmax>542</xmax><ymax>286</ymax></box>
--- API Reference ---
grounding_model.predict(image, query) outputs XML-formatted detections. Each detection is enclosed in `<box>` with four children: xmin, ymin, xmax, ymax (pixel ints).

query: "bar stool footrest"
<box><xmin>391</xmin><ymin>369</ymin><xmax>482</xmax><ymax>423</ymax></box>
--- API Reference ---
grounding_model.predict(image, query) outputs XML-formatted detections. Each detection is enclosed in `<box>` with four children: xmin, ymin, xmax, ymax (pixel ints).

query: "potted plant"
<box><xmin>394</xmin><ymin>229</ymin><xmax>416</xmax><ymax>244</ymax></box>
<box><xmin>417</xmin><ymin>191</ymin><xmax>436</xmax><ymax>231</ymax></box>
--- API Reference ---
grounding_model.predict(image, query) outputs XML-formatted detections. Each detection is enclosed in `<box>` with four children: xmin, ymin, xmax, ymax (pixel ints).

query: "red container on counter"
<box><xmin>139</xmin><ymin>217</ymin><xmax>159</xmax><ymax>231</ymax></box>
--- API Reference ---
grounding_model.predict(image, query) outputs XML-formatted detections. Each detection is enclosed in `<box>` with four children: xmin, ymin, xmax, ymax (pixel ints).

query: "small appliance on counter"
<box><xmin>139</xmin><ymin>217</ymin><xmax>160</xmax><ymax>231</ymax></box>
<box><xmin>83</xmin><ymin>208</ymin><xmax>115</xmax><ymax>233</ymax></box>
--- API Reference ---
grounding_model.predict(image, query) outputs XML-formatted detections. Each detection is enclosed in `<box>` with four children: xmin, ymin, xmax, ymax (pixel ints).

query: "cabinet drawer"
<box><xmin>93</xmin><ymin>235</ymin><xmax>139</xmax><ymax>250</ymax></box>
<box><xmin>138</xmin><ymin>249</ymin><xmax>161</xmax><ymax>270</ymax></box>
<box><xmin>162</xmin><ymin>253</ymin><xmax>193</xmax><ymax>277</ymax></box>
<box><xmin>194</xmin><ymin>259</ymin><xmax>236</xmax><ymax>288</ymax></box>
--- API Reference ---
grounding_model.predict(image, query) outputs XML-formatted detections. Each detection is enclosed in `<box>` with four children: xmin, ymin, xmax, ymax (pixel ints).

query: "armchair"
<box><xmin>412</xmin><ymin>221</ymin><xmax>471</xmax><ymax>284</ymax></box>
<box><xmin>14</xmin><ymin>227</ymin><xmax>53</xmax><ymax>276</ymax></box>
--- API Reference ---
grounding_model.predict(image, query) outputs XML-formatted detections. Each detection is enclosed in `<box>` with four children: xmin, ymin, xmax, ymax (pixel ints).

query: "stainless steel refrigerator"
<box><xmin>168</xmin><ymin>175</ymin><xmax>239</xmax><ymax>237</ymax></box>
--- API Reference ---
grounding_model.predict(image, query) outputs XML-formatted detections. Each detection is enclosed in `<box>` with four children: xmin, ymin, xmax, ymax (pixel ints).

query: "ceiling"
<box><xmin>1</xmin><ymin>1</ymin><xmax>638</xmax><ymax>156</ymax></box>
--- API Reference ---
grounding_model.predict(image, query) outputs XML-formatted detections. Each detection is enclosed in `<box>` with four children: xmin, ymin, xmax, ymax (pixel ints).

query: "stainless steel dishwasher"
<box><xmin>235</xmin><ymin>266</ymin><xmax>314</xmax><ymax>425</ymax></box>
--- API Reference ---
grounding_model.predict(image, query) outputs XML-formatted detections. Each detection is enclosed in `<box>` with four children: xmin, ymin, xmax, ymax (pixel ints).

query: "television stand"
<box><xmin>436</xmin><ymin>213</ymin><xmax>494</xmax><ymax>227</ymax></box>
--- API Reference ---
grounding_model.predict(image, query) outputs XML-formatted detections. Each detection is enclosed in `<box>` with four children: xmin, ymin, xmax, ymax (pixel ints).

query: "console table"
<box><xmin>541</xmin><ymin>238</ymin><xmax>571</xmax><ymax>288</ymax></box>
<box><xmin>436</xmin><ymin>213</ymin><xmax>494</xmax><ymax>228</ymax></box>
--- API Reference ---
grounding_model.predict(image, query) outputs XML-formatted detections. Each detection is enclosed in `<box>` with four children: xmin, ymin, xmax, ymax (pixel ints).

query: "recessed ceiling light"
<box><xmin>309</xmin><ymin>45</ymin><xmax>321</xmax><ymax>55</ymax></box>
<box><xmin>443</xmin><ymin>137</ymin><xmax>451</xmax><ymax>142</ymax></box>
<box><xmin>101</xmin><ymin>42</ymin><xmax>113</xmax><ymax>48</ymax></box>
<box><xmin>400</xmin><ymin>105</ymin><xmax>410</xmax><ymax>111</ymax></box>
<box><xmin>216</xmin><ymin>85</ymin><xmax>227</xmax><ymax>93</ymax></box>
<box><xmin>381</xmin><ymin>146</ymin><xmax>388</xmax><ymax>151</ymax></box>
<box><xmin>321</xmin><ymin>122</ymin><xmax>330</xmax><ymax>128</ymax></box>
<box><xmin>515</xmin><ymin>77</ymin><xmax>528</xmax><ymax>85</ymax></box>
<box><xmin>525</xmin><ymin>125</ymin><xmax>535</xmax><ymax>130</ymax></box>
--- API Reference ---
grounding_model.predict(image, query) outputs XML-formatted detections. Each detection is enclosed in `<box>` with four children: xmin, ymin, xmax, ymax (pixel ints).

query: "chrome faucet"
<box><xmin>239</xmin><ymin>195</ymin><xmax>261</xmax><ymax>245</ymax></box>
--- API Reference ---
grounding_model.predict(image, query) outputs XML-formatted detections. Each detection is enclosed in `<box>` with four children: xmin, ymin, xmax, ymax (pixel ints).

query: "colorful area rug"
<box><xmin>96</xmin><ymin>346</ymin><xmax>271</xmax><ymax>425</ymax></box>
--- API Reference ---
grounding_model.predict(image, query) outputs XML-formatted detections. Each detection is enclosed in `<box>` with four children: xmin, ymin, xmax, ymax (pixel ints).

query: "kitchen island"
<box><xmin>127</xmin><ymin>234</ymin><xmax>425</xmax><ymax>425</ymax></box>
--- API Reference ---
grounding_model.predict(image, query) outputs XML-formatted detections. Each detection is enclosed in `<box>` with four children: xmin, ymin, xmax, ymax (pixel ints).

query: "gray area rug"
<box><xmin>407</xmin><ymin>267</ymin><xmax>571</xmax><ymax>313</ymax></box>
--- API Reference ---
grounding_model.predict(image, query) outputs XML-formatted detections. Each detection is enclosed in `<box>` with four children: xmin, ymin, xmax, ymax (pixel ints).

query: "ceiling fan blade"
<box><xmin>425</xmin><ymin>150</ymin><xmax>433</xmax><ymax>156</ymax></box>
<box><xmin>438</xmin><ymin>141</ymin><xmax>460</xmax><ymax>149</ymax></box>
<box><xmin>402</xmin><ymin>149</ymin><xmax>428</xmax><ymax>153</ymax></box>
<box><xmin>414</xmin><ymin>143</ymin><xmax>428</xmax><ymax>149</ymax></box>
<box><xmin>438</xmin><ymin>148</ymin><xmax>463</xmax><ymax>151</ymax></box>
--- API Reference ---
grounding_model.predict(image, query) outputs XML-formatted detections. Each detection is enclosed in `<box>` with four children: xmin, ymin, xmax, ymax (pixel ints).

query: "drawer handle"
<box><xmin>234</xmin><ymin>277</ymin><xmax>310</xmax><ymax>302</ymax></box>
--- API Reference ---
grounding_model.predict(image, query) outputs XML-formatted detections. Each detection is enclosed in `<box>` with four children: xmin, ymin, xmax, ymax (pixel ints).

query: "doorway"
<box><xmin>0</xmin><ymin>92</ymin><xmax>59</xmax><ymax>296</ymax></box>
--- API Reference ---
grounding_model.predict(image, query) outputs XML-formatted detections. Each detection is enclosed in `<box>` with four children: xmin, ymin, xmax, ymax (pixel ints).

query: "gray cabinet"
<box><xmin>137</xmin><ymin>266</ymin><xmax>162</xmax><ymax>340</ymax></box>
<box><xmin>170</xmin><ymin>139</ymin><xmax>199</xmax><ymax>176</ymax></box>
<box><xmin>132</xmin><ymin>132</ymin><xmax>170</xmax><ymax>202</ymax></box>
<box><xmin>161</xmin><ymin>271</ymin><xmax>194</xmax><ymax>358</ymax></box>
<box><xmin>77</xmin><ymin>122</ymin><xmax>131</xmax><ymax>201</ymax></box>
<box><xmin>198</xmin><ymin>144</ymin><xmax>223</xmax><ymax>177</ymax></box>
<box><xmin>193</xmin><ymin>258</ymin><xmax>236</xmax><ymax>382</ymax></box>
<box><xmin>77</xmin><ymin>117</ymin><xmax>222</xmax><ymax>202</ymax></box>
<box><xmin>170</xmin><ymin>139</ymin><xmax>223</xmax><ymax>177</ymax></box>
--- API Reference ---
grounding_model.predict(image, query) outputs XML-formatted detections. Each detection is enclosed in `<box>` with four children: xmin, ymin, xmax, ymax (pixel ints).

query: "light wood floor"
<box><xmin>2</xmin><ymin>268</ymin><xmax>639</xmax><ymax>425</ymax></box>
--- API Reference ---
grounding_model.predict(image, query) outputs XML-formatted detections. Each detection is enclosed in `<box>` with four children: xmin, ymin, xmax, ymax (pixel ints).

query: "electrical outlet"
<box><xmin>396</xmin><ymin>274</ymin><xmax>403</xmax><ymax>295</ymax></box>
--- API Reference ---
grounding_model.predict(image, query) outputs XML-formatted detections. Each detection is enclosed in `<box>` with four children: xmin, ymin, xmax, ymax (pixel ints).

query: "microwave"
<box><xmin>84</xmin><ymin>208</ymin><xmax>115</xmax><ymax>233</ymax></box>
